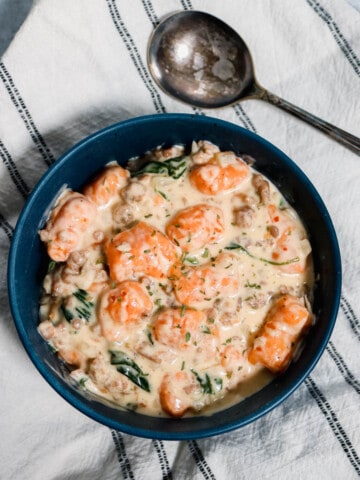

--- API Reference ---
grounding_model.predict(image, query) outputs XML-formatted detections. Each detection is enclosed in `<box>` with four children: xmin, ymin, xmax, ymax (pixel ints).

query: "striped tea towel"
<box><xmin>1</xmin><ymin>0</ymin><xmax>360</xmax><ymax>478</ymax></box>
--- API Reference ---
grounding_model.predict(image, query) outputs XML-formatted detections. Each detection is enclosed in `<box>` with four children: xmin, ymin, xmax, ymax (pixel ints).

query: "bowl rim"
<box><xmin>7</xmin><ymin>113</ymin><xmax>342</xmax><ymax>440</ymax></box>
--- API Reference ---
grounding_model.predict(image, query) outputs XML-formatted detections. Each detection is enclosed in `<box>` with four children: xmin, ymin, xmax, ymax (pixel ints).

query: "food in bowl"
<box><xmin>37</xmin><ymin>140</ymin><xmax>314</xmax><ymax>418</ymax></box>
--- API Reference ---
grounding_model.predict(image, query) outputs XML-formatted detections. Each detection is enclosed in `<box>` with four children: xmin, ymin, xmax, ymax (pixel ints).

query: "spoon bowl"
<box><xmin>148</xmin><ymin>11</ymin><xmax>255</xmax><ymax>108</ymax></box>
<box><xmin>148</xmin><ymin>11</ymin><xmax>360</xmax><ymax>154</ymax></box>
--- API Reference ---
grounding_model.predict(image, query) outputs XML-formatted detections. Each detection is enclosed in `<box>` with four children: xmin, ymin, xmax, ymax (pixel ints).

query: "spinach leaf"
<box><xmin>225</xmin><ymin>242</ymin><xmax>299</xmax><ymax>266</ymax></box>
<box><xmin>132</xmin><ymin>155</ymin><xmax>189</xmax><ymax>179</ymax></box>
<box><xmin>191</xmin><ymin>370</ymin><xmax>214</xmax><ymax>394</ymax></box>
<box><xmin>110</xmin><ymin>350</ymin><xmax>150</xmax><ymax>392</ymax></box>
<box><xmin>61</xmin><ymin>303</ymin><xmax>74</xmax><ymax>322</ymax></box>
<box><xmin>64</xmin><ymin>289</ymin><xmax>94</xmax><ymax>322</ymax></box>
<box><xmin>73</xmin><ymin>289</ymin><xmax>94</xmax><ymax>308</ymax></box>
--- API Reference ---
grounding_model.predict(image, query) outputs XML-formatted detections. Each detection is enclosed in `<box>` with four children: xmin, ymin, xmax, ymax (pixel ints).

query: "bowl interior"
<box><xmin>8</xmin><ymin>114</ymin><xmax>341</xmax><ymax>440</ymax></box>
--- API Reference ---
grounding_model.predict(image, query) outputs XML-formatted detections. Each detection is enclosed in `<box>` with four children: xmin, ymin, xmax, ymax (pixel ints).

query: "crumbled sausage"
<box><xmin>191</xmin><ymin>140</ymin><xmax>220</xmax><ymax>164</ymax></box>
<box><xmin>234</xmin><ymin>205</ymin><xmax>254</xmax><ymax>228</ymax></box>
<box><xmin>52</xmin><ymin>280</ymin><xmax>65</xmax><ymax>296</ymax></box>
<box><xmin>252</xmin><ymin>174</ymin><xmax>270</xmax><ymax>204</ymax></box>
<box><xmin>121</xmin><ymin>181</ymin><xmax>146</xmax><ymax>203</ymax></box>
<box><xmin>67</xmin><ymin>250</ymin><xmax>87</xmax><ymax>269</ymax></box>
<box><xmin>38</xmin><ymin>320</ymin><xmax>55</xmax><ymax>340</ymax></box>
<box><xmin>93</xmin><ymin>231</ymin><xmax>105</xmax><ymax>243</ymax></box>
<box><xmin>63</xmin><ymin>250</ymin><xmax>88</xmax><ymax>276</ymax></box>
<box><xmin>112</xmin><ymin>203</ymin><xmax>135</xmax><ymax>227</ymax></box>
<box><xmin>268</xmin><ymin>225</ymin><xmax>279</xmax><ymax>238</ymax></box>
<box><xmin>153</xmin><ymin>145</ymin><xmax>185</xmax><ymax>160</ymax></box>
<box><xmin>247</xmin><ymin>293</ymin><xmax>267</xmax><ymax>309</ymax></box>
<box><xmin>94</xmin><ymin>269</ymin><xmax>108</xmax><ymax>283</ymax></box>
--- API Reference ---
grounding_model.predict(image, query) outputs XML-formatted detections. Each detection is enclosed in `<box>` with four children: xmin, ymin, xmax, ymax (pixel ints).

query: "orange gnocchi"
<box><xmin>189</xmin><ymin>151</ymin><xmax>250</xmax><ymax>195</ymax></box>
<box><xmin>99</xmin><ymin>281</ymin><xmax>153</xmax><ymax>342</ymax></box>
<box><xmin>39</xmin><ymin>191</ymin><xmax>97</xmax><ymax>262</ymax></box>
<box><xmin>248</xmin><ymin>294</ymin><xmax>311</xmax><ymax>372</ymax></box>
<box><xmin>170</xmin><ymin>253</ymin><xmax>240</xmax><ymax>308</ymax></box>
<box><xmin>166</xmin><ymin>204</ymin><xmax>225</xmax><ymax>252</ymax></box>
<box><xmin>83</xmin><ymin>164</ymin><xmax>129</xmax><ymax>207</ymax></box>
<box><xmin>105</xmin><ymin>221</ymin><xmax>180</xmax><ymax>282</ymax></box>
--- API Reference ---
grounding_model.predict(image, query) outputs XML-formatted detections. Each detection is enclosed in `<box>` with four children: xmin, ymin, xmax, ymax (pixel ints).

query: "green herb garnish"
<box><xmin>47</xmin><ymin>260</ymin><xmax>57</xmax><ymax>272</ymax></box>
<box><xmin>79</xmin><ymin>377</ymin><xmax>88</xmax><ymax>388</ymax></box>
<box><xmin>156</xmin><ymin>189</ymin><xmax>169</xmax><ymax>201</ymax></box>
<box><xmin>201</xmin><ymin>325</ymin><xmax>211</xmax><ymax>334</ymax></box>
<box><xmin>245</xmin><ymin>281</ymin><xmax>261</xmax><ymax>289</ymax></box>
<box><xmin>147</xmin><ymin>331</ymin><xmax>154</xmax><ymax>345</ymax></box>
<box><xmin>182</xmin><ymin>254</ymin><xmax>199</xmax><ymax>265</ymax></box>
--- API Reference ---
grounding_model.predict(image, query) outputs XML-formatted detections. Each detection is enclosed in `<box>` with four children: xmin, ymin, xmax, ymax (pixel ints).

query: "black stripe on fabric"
<box><xmin>0</xmin><ymin>211</ymin><xmax>14</xmax><ymax>241</ymax></box>
<box><xmin>188</xmin><ymin>440</ymin><xmax>216</xmax><ymax>480</ymax></box>
<box><xmin>306</xmin><ymin>0</ymin><xmax>360</xmax><ymax>77</ymax></box>
<box><xmin>0</xmin><ymin>139</ymin><xmax>29</xmax><ymax>199</ymax></box>
<box><xmin>0</xmin><ymin>62</ymin><xmax>55</xmax><ymax>167</ymax></box>
<box><xmin>327</xmin><ymin>340</ymin><xmax>360</xmax><ymax>395</ymax></box>
<box><xmin>106</xmin><ymin>0</ymin><xmax>166</xmax><ymax>114</ymax></box>
<box><xmin>179</xmin><ymin>0</ymin><xmax>192</xmax><ymax>10</ymax></box>
<box><xmin>140</xmin><ymin>0</ymin><xmax>159</xmax><ymax>27</ymax></box>
<box><xmin>192</xmin><ymin>107</ymin><xmax>205</xmax><ymax>116</ymax></box>
<box><xmin>152</xmin><ymin>440</ymin><xmax>173</xmax><ymax>480</ymax></box>
<box><xmin>110</xmin><ymin>430</ymin><xmax>135</xmax><ymax>480</ymax></box>
<box><xmin>305</xmin><ymin>376</ymin><xmax>360</xmax><ymax>475</ymax></box>
<box><xmin>341</xmin><ymin>295</ymin><xmax>360</xmax><ymax>341</ymax></box>
<box><xmin>232</xmin><ymin>104</ymin><xmax>257</xmax><ymax>133</ymax></box>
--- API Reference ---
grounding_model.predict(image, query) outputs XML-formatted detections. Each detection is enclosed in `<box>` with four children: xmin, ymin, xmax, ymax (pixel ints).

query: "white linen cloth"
<box><xmin>1</xmin><ymin>0</ymin><xmax>360</xmax><ymax>478</ymax></box>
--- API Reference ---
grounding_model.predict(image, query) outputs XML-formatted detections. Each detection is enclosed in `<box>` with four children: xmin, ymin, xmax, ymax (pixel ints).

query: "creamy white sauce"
<box><xmin>38</xmin><ymin>141</ymin><xmax>313</xmax><ymax>417</ymax></box>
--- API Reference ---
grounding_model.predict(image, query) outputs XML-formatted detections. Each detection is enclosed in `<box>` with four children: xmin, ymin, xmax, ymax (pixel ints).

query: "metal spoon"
<box><xmin>147</xmin><ymin>11</ymin><xmax>360</xmax><ymax>155</ymax></box>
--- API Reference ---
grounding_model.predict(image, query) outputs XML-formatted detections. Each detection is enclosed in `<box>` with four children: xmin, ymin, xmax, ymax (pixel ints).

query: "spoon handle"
<box><xmin>257</xmin><ymin>87</ymin><xmax>360</xmax><ymax>155</ymax></box>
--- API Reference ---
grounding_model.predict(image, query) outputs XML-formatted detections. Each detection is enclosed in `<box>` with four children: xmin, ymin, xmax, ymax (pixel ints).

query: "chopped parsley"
<box><xmin>47</xmin><ymin>260</ymin><xmax>57</xmax><ymax>272</ymax></box>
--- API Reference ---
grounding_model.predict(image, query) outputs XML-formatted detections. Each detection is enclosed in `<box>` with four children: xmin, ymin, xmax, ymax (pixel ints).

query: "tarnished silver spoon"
<box><xmin>148</xmin><ymin>10</ymin><xmax>360</xmax><ymax>154</ymax></box>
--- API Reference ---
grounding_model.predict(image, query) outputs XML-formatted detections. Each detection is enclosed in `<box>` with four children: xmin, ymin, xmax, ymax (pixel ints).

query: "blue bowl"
<box><xmin>8</xmin><ymin>114</ymin><xmax>341</xmax><ymax>440</ymax></box>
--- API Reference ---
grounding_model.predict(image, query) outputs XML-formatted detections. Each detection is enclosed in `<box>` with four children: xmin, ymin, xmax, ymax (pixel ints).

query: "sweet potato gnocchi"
<box><xmin>38</xmin><ymin>140</ymin><xmax>313</xmax><ymax>417</ymax></box>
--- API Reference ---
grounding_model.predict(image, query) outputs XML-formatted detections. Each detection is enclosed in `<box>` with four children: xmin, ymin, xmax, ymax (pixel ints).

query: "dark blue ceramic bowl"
<box><xmin>8</xmin><ymin>114</ymin><xmax>341</xmax><ymax>440</ymax></box>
